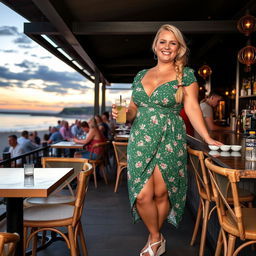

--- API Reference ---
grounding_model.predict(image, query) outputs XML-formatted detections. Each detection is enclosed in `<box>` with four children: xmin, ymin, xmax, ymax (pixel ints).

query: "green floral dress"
<box><xmin>127</xmin><ymin>67</ymin><xmax>197</xmax><ymax>227</ymax></box>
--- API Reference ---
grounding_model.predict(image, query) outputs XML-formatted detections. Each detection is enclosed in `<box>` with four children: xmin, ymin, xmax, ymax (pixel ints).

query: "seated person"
<box><xmin>200</xmin><ymin>91</ymin><xmax>230</xmax><ymax>131</ymax></box>
<box><xmin>18</xmin><ymin>130</ymin><xmax>39</xmax><ymax>153</ymax></box>
<box><xmin>95</xmin><ymin>114</ymin><xmax>109</xmax><ymax>140</ymax></box>
<box><xmin>71</xmin><ymin>120</ymin><xmax>83</xmax><ymax>138</ymax></box>
<box><xmin>59</xmin><ymin>120</ymin><xmax>73</xmax><ymax>140</ymax></box>
<box><xmin>47</xmin><ymin>127</ymin><xmax>63</xmax><ymax>144</ymax></box>
<box><xmin>8</xmin><ymin>135</ymin><xmax>24</xmax><ymax>167</ymax></box>
<box><xmin>73</xmin><ymin>118</ymin><xmax>105</xmax><ymax>160</ymax></box>
<box><xmin>80</xmin><ymin>121</ymin><xmax>90</xmax><ymax>139</ymax></box>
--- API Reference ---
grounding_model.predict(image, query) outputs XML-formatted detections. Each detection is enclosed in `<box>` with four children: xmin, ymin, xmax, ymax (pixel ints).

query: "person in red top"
<box><xmin>73</xmin><ymin>117</ymin><xmax>105</xmax><ymax>159</ymax></box>
<box><xmin>179</xmin><ymin>108</ymin><xmax>194</xmax><ymax>136</ymax></box>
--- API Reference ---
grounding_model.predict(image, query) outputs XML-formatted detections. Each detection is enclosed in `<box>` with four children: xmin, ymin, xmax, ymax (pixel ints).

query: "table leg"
<box><xmin>6</xmin><ymin>198</ymin><xmax>24</xmax><ymax>256</ymax></box>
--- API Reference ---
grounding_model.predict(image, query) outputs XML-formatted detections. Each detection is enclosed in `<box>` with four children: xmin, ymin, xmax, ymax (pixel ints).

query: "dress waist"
<box><xmin>138</xmin><ymin>106</ymin><xmax>180</xmax><ymax>115</ymax></box>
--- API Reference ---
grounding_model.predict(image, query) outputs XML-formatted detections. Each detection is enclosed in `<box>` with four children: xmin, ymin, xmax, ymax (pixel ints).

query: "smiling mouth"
<box><xmin>161</xmin><ymin>51</ymin><xmax>171</xmax><ymax>55</ymax></box>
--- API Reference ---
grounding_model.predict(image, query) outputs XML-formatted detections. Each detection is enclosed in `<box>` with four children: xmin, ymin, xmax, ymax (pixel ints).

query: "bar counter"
<box><xmin>187</xmin><ymin>131</ymin><xmax>256</xmax><ymax>170</ymax></box>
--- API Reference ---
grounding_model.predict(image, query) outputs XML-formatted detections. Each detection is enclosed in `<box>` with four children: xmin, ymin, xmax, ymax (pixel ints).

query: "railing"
<box><xmin>0</xmin><ymin>143</ymin><xmax>50</xmax><ymax>168</ymax></box>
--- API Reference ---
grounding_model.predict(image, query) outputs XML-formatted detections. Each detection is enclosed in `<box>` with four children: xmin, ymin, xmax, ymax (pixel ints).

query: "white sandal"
<box><xmin>140</xmin><ymin>235</ymin><xmax>166</xmax><ymax>256</ymax></box>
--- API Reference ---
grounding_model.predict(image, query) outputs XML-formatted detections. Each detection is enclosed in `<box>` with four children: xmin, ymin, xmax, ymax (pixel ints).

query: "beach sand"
<box><xmin>0</xmin><ymin>130</ymin><xmax>48</xmax><ymax>154</ymax></box>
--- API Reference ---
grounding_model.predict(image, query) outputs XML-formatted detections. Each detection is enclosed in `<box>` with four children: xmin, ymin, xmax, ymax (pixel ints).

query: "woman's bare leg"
<box><xmin>136</xmin><ymin>165</ymin><xmax>168</xmax><ymax>255</ymax></box>
<box><xmin>153</xmin><ymin>165</ymin><xmax>170</xmax><ymax>229</ymax></box>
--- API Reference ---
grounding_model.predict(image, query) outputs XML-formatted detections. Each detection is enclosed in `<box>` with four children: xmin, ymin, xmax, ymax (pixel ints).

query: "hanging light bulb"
<box><xmin>238</xmin><ymin>41</ymin><xmax>256</xmax><ymax>72</ymax></box>
<box><xmin>198</xmin><ymin>65</ymin><xmax>212</xmax><ymax>80</ymax></box>
<box><xmin>237</xmin><ymin>14</ymin><xmax>256</xmax><ymax>36</ymax></box>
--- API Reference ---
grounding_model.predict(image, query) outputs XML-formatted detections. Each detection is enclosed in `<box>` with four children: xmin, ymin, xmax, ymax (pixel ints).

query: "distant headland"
<box><xmin>0</xmin><ymin>106</ymin><xmax>112</xmax><ymax>117</ymax></box>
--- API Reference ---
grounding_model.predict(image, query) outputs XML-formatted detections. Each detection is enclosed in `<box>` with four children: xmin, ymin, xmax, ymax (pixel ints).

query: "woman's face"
<box><xmin>154</xmin><ymin>30</ymin><xmax>179</xmax><ymax>63</ymax></box>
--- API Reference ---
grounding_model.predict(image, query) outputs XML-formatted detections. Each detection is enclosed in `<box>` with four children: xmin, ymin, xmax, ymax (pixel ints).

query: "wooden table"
<box><xmin>114</xmin><ymin>134</ymin><xmax>130</xmax><ymax>141</ymax></box>
<box><xmin>187</xmin><ymin>132</ymin><xmax>255</xmax><ymax>170</ymax></box>
<box><xmin>50</xmin><ymin>141</ymin><xmax>84</xmax><ymax>149</ymax></box>
<box><xmin>0</xmin><ymin>168</ymin><xmax>74</xmax><ymax>256</ymax></box>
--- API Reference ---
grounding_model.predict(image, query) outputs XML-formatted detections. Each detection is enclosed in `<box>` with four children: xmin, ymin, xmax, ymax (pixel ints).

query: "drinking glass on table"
<box><xmin>24</xmin><ymin>163</ymin><xmax>34</xmax><ymax>176</ymax></box>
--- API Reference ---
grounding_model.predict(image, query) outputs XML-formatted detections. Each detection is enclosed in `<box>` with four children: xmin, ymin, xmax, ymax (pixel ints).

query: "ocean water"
<box><xmin>0</xmin><ymin>113</ymin><xmax>90</xmax><ymax>132</ymax></box>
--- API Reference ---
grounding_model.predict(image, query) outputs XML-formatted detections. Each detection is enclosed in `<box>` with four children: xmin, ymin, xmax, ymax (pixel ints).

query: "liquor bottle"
<box><xmin>240</xmin><ymin>79</ymin><xmax>247</xmax><ymax>96</ymax></box>
<box><xmin>245</xmin><ymin>131</ymin><xmax>256</xmax><ymax>161</ymax></box>
<box><xmin>253</xmin><ymin>75</ymin><xmax>256</xmax><ymax>95</ymax></box>
<box><xmin>247</xmin><ymin>78</ymin><xmax>251</xmax><ymax>96</ymax></box>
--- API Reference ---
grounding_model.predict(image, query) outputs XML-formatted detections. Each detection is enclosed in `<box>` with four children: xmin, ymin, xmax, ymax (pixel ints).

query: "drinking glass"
<box><xmin>115</xmin><ymin>99</ymin><xmax>126</xmax><ymax>124</ymax></box>
<box><xmin>24</xmin><ymin>163</ymin><xmax>34</xmax><ymax>176</ymax></box>
<box><xmin>24</xmin><ymin>175</ymin><xmax>34</xmax><ymax>187</ymax></box>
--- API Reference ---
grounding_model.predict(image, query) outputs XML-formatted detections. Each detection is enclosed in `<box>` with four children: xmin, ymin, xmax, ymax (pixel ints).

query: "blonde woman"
<box><xmin>112</xmin><ymin>24</ymin><xmax>221</xmax><ymax>256</ymax></box>
<box><xmin>74</xmin><ymin>117</ymin><xmax>105</xmax><ymax>160</ymax></box>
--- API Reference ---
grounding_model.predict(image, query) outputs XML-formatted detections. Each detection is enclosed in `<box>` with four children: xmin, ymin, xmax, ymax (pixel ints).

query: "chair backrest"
<box><xmin>204</xmin><ymin>158</ymin><xmax>256</xmax><ymax>240</ymax></box>
<box><xmin>0</xmin><ymin>232</ymin><xmax>19</xmax><ymax>256</ymax></box>
<box><xmin>187</xmin><ymin>146</ymin><xmax>211</xmax><ymax>201</ymax></box>
<box><xmin>41</xmin><ymin>157</ymin><xmax>89</xmax><ymax>195</ymax></box>
<box><xmin>112</xmin><ymin>141</ymin><xmax>128</xmax><ymax>164</ymax></box>
<box><xmin>89</xmin><ymin>141</ymin><xmax>110</xmax><ymax>160</ymax></box>
<box><xmin>72</xmin><ymin>163</ymin><xmax>93</xmax><ymax>227</ymax></box>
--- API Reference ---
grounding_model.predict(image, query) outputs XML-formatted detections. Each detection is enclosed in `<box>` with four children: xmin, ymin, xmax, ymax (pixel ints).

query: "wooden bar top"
<box><xmin>187</xmin><ymin>132</ymin><xmax>256</xmax><ymax>171</ymax></box>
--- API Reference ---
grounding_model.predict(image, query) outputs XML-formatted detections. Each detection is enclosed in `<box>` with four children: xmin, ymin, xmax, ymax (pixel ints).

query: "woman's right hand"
<box><xmin>112</xmin><ymin>104</ymin><xmax>118</xmax><ymax>120</ymax></box>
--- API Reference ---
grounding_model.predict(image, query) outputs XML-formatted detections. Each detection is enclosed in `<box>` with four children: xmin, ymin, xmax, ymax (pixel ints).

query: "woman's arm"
<box><xmin>183</xmin><ymin>82</ymin><xmax>222</xmax><ymax>146</ymax></box>
<box><xmin>73</xmin><ymin>129</ymin><xmax>94</xmax><ymax>145</ymax></box>
<box><xmin>126</xmin><ymin>98</ymin><xmax>138</xmax><ymax>123</ymax></box>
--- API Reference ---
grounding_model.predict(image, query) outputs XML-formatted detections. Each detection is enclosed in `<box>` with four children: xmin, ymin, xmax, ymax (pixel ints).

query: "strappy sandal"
<box><xmin>140</xmin><ymin>235</ymin><xmax>166</xmax><ymax>256</ymax></box>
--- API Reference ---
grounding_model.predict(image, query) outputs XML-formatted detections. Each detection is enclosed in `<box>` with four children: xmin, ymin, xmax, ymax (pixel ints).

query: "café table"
<box><xmin>114</xmin><ymin>134</ymin><xmax>130</xmax><ymax>141</ymax></box>
<box><xmin>0</xmin><ymin>167</ymin><xmax>74</xmax><ymax>256</ymax></box>
<box><xmin>50</xmin><ymin>141</ymin><xmax>84</xmax><ymax>149</ymax></box>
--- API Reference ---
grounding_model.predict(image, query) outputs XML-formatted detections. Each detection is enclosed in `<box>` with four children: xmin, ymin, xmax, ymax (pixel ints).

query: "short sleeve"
<box><xmin>182</xmin><ymin>67</ymin><xmax>197</xmax><ymax>87</ymax></box>
<box><xmin>131</xmin><ymin>69</ymin><xmax>146</xmax><ymax>89</ymax></box>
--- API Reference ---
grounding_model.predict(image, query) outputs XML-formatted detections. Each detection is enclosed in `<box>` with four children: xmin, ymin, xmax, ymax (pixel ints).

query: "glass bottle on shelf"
<box><xmin>245</xmin><ymin>131</ymin><xmax>256</xmax><ymax>161</ymax></box>
<box><xmin>247</xmin><ymin>78</ymin><xmax>251</xmax><ymax>96</ymax></box>
<box><xmin>253</xmin><ymin>75</ymin><xmax>256</xmax><ymax>95</ymax></box>
<box><xmin>240</xmin><ymin>79</ymin><xmax>247</xmax><ymax>97</ymax></box>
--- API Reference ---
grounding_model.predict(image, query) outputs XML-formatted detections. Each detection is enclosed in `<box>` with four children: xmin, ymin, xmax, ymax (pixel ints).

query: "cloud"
<box><xmin>0</xmin><ymin>49</ymin><xmax>18</xmax><ymax>53</ymax></box>
<box><xmin>13</xmin><ymin>34</ymin><xmax>32</xmax><ymax>44</ymax></box>
<box><xmin>40</xmin><ymin>56</ymin><xmax>51</xmax><ymax>59</ymax></box>
<box><xmin>0</xmin><ymin>62</ymin><xmax>90</xmax><ymax>94</ymax></box>
<box><xmin>15</xmin><ymin>60</ymin><xmax>38</xmax><ymax>70</ymax></box>
<box><xmin>0</xmin><ymin>26</ymin><xmax>19</xmax><ymax>36</ymax></box>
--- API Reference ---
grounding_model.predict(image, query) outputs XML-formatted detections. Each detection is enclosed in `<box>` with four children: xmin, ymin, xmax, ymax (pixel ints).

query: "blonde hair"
<box><xmin>89</xmin><ymin>117</ymin><xmax>97</xmax><ymax>128</ymax></box>
<box><xmin>152</xmin><ymin>24</ymin><xmax>189</xmax><ymax>103</ymax></box>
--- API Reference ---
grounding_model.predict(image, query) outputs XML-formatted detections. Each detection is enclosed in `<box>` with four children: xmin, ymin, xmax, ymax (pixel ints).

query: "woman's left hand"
<box><xmin>204</xmin><ymin>137</ymin><xmax>223</xmax><ymax>146</ymax></box>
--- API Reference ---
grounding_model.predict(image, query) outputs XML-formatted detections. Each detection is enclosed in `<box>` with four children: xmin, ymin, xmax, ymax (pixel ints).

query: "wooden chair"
<box><xmin>86</xmin><ymin>141</ymin><xmax>109</xmax><ymax>188</ymax></box>
<box><xmin>23</xmin><ymin>163</ymin><xmax>93</xmax><ymax>256</ymax></box>
<box><xmin>25</xmin><ymin>157</ymin><xmax>89</xmax><ymax>206</ymax></box>
<box><xmin>112</xmin><ymin>141</ymin><xmax>128</xmax><ymax>192</ymax></box>
<box><xmin>188</xmin><ymin>147</ymin><xmax>254</xmax><ymax>256</ymax></box>
<box><xmin>205</xmin><ymin>158</ymin><xmax>256</xmax><ymax>256</ymax></box>
<box><xmin>0</xmin><ymin>232</ymin><xmax>19</xmax><ymax>256</ymax></box>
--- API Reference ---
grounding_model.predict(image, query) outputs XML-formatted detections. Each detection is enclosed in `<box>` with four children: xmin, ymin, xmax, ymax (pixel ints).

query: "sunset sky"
<box><xmin>0</xmin><ymin>3</ymin><xmax>131</xmax><ymax>113</ymax></box>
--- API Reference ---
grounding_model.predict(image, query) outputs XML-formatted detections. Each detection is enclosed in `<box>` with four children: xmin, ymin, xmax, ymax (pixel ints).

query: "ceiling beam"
<box><xmin>31</xmin><ymin>0</ymin><xmax>109</xmax><ymax>84</ymax></box>
<box><xmin>72</xmin><ymin>21</ymin><xmax>237</xmax><ymax>35</ymax></box>
<box><xmin>25</xmin><ymin>33</ymin><xmax>94</xmax><ymax>83</ymax></box>
<box><xmin>24</xmin><ymin>22</ymin><xmax>59</xmax><ymax>35</ymax></box>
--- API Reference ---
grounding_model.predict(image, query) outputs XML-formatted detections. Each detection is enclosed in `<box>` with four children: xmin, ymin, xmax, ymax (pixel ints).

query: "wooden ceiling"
<box><xmin>2</xmin><ymin>0</ymin><xmax>256</xmax><ymax>91</ymax></box>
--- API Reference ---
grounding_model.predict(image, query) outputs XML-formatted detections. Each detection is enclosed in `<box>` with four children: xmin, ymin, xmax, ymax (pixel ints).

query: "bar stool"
<box><xmin>187</xmin><ymin>146</ymin><xmax>254</xmax><ymax>256</ymax></box>
<box><xmin>205</xmin><ymin>158</ymin><xmax>256</xmax><ymax>256</ymax></box>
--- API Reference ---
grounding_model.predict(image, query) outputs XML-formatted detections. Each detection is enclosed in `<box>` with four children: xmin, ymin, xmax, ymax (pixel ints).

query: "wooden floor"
<box><xmin>36</xmin><ymin>174</ymin><xmax>213</xmax><ymax>256</ymax></box>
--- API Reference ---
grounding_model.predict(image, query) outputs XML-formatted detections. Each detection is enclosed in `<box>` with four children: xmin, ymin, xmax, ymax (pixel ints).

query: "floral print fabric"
<box><xmin>127</xmin><ymin>67</ymin><xmax>197</xmax><ymax>227</ymax></box>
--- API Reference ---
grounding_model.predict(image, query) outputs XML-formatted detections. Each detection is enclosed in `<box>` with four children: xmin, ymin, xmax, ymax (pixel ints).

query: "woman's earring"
<box><xmin>154</xmin><ymin>54</ymin><xmax>158</xmax><ymax>60</ymax></box>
